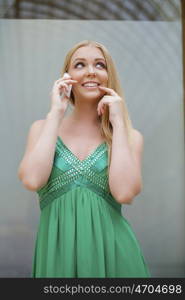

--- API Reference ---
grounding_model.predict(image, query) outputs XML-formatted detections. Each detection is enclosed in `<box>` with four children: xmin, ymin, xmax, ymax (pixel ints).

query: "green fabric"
<box><xmin>32</xmin><ymin>136</ymin><xmax>151</xmax><ymax>277</ymax></box>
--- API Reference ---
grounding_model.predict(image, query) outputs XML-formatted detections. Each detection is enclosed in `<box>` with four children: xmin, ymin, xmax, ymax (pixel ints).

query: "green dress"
<box><xmin>32</xmin><ymin>136</ymin><xmax>150</xmax><ymax>278</ymax></box>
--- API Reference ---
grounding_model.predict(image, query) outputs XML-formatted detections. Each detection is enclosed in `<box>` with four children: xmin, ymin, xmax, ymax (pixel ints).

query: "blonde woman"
<box><xmin>18</xmin><ymin>40</ymin><xmax>150</xmax><ymax>278</ymax></box>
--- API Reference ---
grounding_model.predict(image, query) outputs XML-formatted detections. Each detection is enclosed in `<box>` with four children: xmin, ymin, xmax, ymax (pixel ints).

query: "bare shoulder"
<box><xmin>18</xmin><ymin>119</ymin><xmax>46</xmax><ymax>173</ymax></box>
<box><xmin>30</xmin><ymin>119</ymin><xmax>46</xmax><ymax>130</ymax></box>
<box><xmin>132</xmin><ymin>128</ymin><xmax>144</xmax><ymax>141</ymax></box>
<box><xmin>131</xmin><ymin>129</ymin><xmax>144</xmax><ymax>153</ymax></box>
<box><xmin>28</xmin><ymin>118</ymin><xmax>46</xmax><ymax>141</ymax></box>
<box><xmin>24</xmin><ymin>119</ymin><xmax>46</xmax><ymax>154</ymax></box>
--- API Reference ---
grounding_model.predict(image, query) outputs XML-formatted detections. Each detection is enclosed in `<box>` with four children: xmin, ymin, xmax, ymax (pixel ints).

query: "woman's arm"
<box><xmin>108</xmin><ymin>120</ymin><xmax>144</xmax><ymax>204</ymax></box>
<box><xmin>17</xmin><ymin>109</ymin><xmax>64</xmax><ymax>191</ymax></box>
<box><xmin>17</xmin><ymin>74</ymin><xmax>75</xmax><ymax>191</ymax></box>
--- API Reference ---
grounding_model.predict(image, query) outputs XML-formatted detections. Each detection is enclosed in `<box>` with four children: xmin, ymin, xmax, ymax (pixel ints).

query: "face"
<box><xmin>67</xmin><ymin>45</ymin><xmax>108</xmax><ymax>102</ymax></box>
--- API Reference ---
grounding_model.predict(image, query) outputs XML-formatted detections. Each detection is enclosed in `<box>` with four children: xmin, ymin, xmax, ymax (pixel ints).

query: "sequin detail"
<box><xmin>36</xmin><ymin>137</ymin><xmax>121</xmax><ymax>213</ymax></box>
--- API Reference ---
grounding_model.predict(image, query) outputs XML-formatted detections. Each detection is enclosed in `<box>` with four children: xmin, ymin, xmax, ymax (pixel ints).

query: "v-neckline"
<box><xmin>57</xmin><ymin>136</ymin><xmax>107</xmax><ymax>163</ymax></box>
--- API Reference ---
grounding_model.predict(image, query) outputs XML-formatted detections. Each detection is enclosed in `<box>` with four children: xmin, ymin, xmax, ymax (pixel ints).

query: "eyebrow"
<box><xmin>73</xmin><ymin>58</ymin><xmax>106</xmax><ymax>63</ymax></box>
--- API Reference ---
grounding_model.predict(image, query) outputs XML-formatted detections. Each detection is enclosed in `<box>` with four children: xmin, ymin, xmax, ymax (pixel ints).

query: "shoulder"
<box><xmin>30</xmin><ymin>119</ymin><xmax>45</xmax><ymax>131</ymax></box>
<box><xmin>31</xmin><ymin>119</ymin><xmax>45</xmax><ymax>127</ymax></box>
<box><xmin>18</xmin><ymin>119</ymin><xmax>46</xmax><ymax>166</ymax></box>
<box><xmin>132</xmin><ymin>128</ymin><xmax>144</xmax><ymax>142</ymax></box>
<box><xmin>131</xmin><ymin>129</ymin><xmax>144</xmax><ymax>153</ymax></box>
<box><xmin>27</xmin><ymin>119</ymin><xmax>46</xmax><ymax>140</ymax></box>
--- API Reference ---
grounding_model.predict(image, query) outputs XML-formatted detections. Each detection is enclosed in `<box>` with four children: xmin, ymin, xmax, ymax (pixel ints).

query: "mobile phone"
<box><xmin>63</xmin><ymin>72</ymin><xmax>72</xmax><ymax>98</ymax></box>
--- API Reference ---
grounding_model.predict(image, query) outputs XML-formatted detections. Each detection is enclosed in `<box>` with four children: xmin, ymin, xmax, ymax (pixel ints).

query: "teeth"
<box><xmin>83</xmin><ymin>83</ymin><xmax>98</xmax><ymax>87</ymax></box>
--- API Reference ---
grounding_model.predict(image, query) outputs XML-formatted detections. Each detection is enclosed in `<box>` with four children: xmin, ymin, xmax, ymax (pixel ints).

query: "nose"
<box><xmin>87</xmin><ymin>65</ymin><xmax>96</xmax><ymax>76</ymax></box>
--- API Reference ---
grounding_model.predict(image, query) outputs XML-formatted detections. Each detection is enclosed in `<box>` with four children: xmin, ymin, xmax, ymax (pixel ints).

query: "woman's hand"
<box><xmin>50</xmin><ymin>74</ymin><xmax>77</xmax><ymax>113</ymax></box>
<box><xmin>97</xmin><ymin>86</ymin><xmax>125</xmax><ymax>126</ymax></box>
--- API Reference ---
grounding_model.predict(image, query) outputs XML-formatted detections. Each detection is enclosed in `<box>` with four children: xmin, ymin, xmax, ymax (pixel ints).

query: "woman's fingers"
<box><xmin>55</xmin><ymin>79</ymin><xmax>77</xmax><ymax>84</ymax></box>
<box><xmin>98</xmin><ymin>86</ymin><xmax>117</xmax><ymax>96</ymax></box>
<box><xmin>53</xmin><ymin>82</ymin><xmax>68</xmax><ymax>95</ymax></box>
<box><xmin>54</xmin><ymin>78</ymin><xmax>77</xmax><ymax>96</ymax></box>
<box><xmin>55</xmin><ymin>82</ymin><xmax>68</xmax><ymax>89</ymax></box>
<box><xmin>97</xmin><ymin>103</ymin><xmax>105</xmax><ymax>116</ymax></box>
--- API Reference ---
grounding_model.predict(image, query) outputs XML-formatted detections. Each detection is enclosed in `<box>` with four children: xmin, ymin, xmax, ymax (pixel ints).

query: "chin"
<box><xmin>76</xmin><ymin>90</ymin><xmax>102</xmax><ymax>101</ymax></box>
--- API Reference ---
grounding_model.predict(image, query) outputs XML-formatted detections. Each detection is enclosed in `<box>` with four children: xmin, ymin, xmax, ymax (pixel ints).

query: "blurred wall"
<box><xmin>0</xmin><ymin>19</ymin><xmax>184</xmax><ymax>277</ymax></box>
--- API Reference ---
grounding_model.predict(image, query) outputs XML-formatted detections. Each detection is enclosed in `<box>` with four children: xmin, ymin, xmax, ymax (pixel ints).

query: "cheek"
<box><xmin>100</xmin><ymin>71</ymin><xmax>108</xmax><ymax>83</ymax></box>
<box><xmin>72</xmin><ymin>74</ymin><xmax>81</xmax><ymax>81</ymax></box>
<box><xmin>104</xmin><ymin>75</ymin><xmax>108</xmax><ymax>83</ymax></box>
<box><xmin>69</xmin><ymin>70</ymin><xmax>84</xmax><ymax>81</ymax></box>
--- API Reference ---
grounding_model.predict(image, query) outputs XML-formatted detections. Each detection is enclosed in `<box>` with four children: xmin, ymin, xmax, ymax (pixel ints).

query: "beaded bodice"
<box><xmin>36</xmin><ymin>136</ymin><xmax>121</xmax><ymax>213</ymax></box>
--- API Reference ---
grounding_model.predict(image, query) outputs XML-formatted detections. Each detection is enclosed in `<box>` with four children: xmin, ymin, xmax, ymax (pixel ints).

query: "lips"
<box><xmin>82</xmin><ymin>81</ymin><xmax>100</xmax><ymax>87</ymax></box>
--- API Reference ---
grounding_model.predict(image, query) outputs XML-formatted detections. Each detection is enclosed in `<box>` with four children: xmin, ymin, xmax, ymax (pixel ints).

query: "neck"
<box><xmin>69</xmin><ymin>99</ymin><xmax>101</xmax><ymax>127</ymax></box>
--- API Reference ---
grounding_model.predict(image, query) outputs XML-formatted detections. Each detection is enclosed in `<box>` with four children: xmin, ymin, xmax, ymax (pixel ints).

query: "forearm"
<box><xmin>21</xmin><ymin>110</ymin><xmax>63</xmax><ymax>190</ymax></box>
<box><xmin>109</xmin><ymin>120</ymin><xmax>141</xmax><ymax>204</ymax></box>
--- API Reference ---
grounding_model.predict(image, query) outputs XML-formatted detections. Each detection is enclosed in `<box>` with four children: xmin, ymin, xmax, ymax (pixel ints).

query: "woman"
<box><xmin>18</xmin><ymin>40</ymin><xmax>151</xmax><ymax>277</ymax></box>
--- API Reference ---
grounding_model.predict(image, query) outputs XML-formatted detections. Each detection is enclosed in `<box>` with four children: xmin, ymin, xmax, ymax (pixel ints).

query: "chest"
<box><xmin>58</xmin><ymin>118</ymin><xmax>106</xmax><ymax>161</ymax></box>
<box><xmin>60</xmin><ymin>135</ymin><xmax>105</xmax><ymax>161</ymax></box>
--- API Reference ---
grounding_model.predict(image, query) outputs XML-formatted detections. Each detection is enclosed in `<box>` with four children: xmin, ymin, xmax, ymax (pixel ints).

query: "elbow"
<box><xmin>21</xmin><ymin>177</ymin><xmax>40</xmax><ymax>191</ymax></box>
<box><xmin>116</xmin><ymin>182</ymin><xmax>143</xmax><ymax>205</ymax></box>
<box><xmin>17</xmin><ymin>166</ymin><xmax>23</xmax><ymax>181</ymax></box>
<box><xmin>23</xmin><ymin>181</ymin><xmax>39</xmax><ymax>191</ymax></box>
<box><xmin>17</xmin><ymin>170</ymin><xmax>41</xmax><ymax>192</ymax></box>
<box><xmin>116</xmin><ymin>193</ymin><xmax>134</xmax><ymax>205</ymax></box>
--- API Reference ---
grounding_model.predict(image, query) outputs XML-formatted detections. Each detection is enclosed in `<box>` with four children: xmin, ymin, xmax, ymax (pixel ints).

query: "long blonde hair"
<box><xmin>60</xmin><ymin>40</ymin><xmax>134</xmax><ymax>173</ymax></box>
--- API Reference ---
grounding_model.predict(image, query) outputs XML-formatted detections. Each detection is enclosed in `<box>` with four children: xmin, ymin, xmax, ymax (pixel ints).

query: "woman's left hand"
<box><xmin>97</xmin><ymin>86</ymin><xmax>125</xmax><ymax>126</ymax></box>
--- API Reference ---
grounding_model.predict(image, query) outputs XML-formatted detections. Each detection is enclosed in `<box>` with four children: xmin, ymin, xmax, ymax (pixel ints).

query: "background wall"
<box><xmin>0</xmin><ymin>18</ymin><xmax>184</xmax><ymax>277</ymax></box>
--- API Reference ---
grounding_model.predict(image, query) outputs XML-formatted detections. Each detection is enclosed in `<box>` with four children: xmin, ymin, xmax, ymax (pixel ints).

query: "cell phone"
<box><xmin>63</xmin><ymin>72</ymin><xmax>72</xmax><ymax>98</ymax></box>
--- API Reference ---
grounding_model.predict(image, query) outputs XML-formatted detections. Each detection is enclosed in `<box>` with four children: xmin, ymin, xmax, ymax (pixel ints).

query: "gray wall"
<box><xmin>0</xmin><ymin>19</ymin><xmax>184</xmax><ymax>277</ymax></box>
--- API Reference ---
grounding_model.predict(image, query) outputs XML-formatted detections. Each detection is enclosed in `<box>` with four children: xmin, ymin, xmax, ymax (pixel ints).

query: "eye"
<box><xmin>96</xmin><ymin>62</ymin><xmax>106</xmax><ymax>69</ymax></box>
<box><xmin>74</xmin><ymin>62</ymin><xmax>84</xmax><ymax>68</ymax></box>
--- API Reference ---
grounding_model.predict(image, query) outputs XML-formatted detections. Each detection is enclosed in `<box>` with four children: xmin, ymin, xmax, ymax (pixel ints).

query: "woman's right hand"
<box><xmin>50</xmin><ymin>74</ymin><xmax>77</xmax><ymax>113</ymax></box>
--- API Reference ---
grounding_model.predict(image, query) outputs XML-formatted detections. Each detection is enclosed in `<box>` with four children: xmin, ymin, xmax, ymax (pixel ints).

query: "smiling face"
<box><xmin>67</xmin><ymin>45</ymin><xmax>108</xmax><ymax>102</ymax></box>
